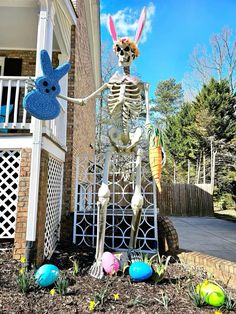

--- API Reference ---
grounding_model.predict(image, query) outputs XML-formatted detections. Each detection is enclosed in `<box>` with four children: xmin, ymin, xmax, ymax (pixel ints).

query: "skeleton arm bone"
<box><xmin>143</xmin><ymin>82</ymin><xmax>151</xmax><ymax>126</ymax></box>
<box><xmin>58</xmin><ymin>83</ymin><xmax>108</xmax><ymax>106</ymax></box>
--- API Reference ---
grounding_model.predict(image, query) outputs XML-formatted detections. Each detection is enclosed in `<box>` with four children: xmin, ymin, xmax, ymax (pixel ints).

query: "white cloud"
<box><xmin>141</xmin><ymin>2</ymin><xmax>156</xmax><ymax>43</ymax></box>
<box><xmin>100</xmin><ymin>2</ymin><xmax>156</xmax><ymax>44</ymax></box>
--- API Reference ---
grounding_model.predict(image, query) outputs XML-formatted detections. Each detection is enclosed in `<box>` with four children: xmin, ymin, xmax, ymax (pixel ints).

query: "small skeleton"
<box><xmin>59</xmin><ymin>7</ymin><xmax>151</xmax><ymax>279</ymax></box>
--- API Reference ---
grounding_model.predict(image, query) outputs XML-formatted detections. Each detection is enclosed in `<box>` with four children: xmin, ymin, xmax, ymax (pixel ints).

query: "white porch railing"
<box><xmin>0</xmin><ymin>76</ymin><xmax>32</xmax><ymax>130</ymax></box>
<box><xmin>0</xmin><ymin>76</ymin><xmax>67</xmax><ymax>148</ymax></box>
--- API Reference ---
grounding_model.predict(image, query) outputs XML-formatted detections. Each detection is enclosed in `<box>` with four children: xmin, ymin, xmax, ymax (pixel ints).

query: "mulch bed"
<box><xmin>0</xmin><ymin>243</ymin><xmax>235</xmax><ymax>313</ymax></box>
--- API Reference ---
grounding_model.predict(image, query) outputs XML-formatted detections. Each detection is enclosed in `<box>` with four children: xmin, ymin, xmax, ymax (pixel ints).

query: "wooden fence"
<box><xmin>157</xmin><ymin>183</ymin><xmax>214</xmax><ymax>216</ymax></box>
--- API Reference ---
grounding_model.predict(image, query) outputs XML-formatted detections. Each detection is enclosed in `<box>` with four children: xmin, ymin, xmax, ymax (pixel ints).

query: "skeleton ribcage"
<box><xmin>107</xmin><ymin>81</ymin><xmax>142</xmax><ymax>130</ymax></box>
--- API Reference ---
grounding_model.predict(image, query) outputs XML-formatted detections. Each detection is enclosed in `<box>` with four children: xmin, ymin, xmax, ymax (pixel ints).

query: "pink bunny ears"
<box><xmin>135</xmin><ymin>7</ymin><xmax>147</xmax><ymax>44</ymax></box>
<box><xmin>107</xmin><ymin>7</ymin><xmax>147</xmax><ymax>45</ymax></box>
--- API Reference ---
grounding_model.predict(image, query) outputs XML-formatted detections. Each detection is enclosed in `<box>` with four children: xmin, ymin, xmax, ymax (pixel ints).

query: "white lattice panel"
<box><xmin>0</xmin><ymin>150</ymin><xmax>21</xmax><ymax>238</ymax></box>
<box><xmin>44</xmin><ymin>156</ymin><xmax>64</xmax><ymax>258</ymax></box>
<box><xmin>73</xmin><ymin>154</ymin><xmax>158</xmax><ymax>253</ymax></box>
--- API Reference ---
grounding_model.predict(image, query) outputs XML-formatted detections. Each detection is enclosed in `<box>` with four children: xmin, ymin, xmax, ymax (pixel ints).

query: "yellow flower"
<box><xmin>20</xmin><ymin>256</ymin><xmax>26</xmax><ymax>263</ymax></box>
<box><xmin>50</xmin><ymin>288</ymin><xmax>56</xmax><ymax>296</ymax></box>
<box><xmin>19</xmin><ymin>267</ymin><xmax>25</xmax><ymax>274</ymax></box>
<box><xmin>88</xmin><ymin>300</ymin><xmax>96</xmax><ymax>311</ymax></box>
<box><xmin>214</xmin><ymin>312</ymin><xmax>222</xmax><ymax>314</ymax></box>
<box><xmin>113</xmin><ymin>293</ymin><xmax>120</xmax><ymax>301</ymax></box>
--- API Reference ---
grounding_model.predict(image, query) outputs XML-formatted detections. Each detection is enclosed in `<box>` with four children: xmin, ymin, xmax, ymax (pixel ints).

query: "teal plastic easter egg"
<box><xmin>35</xmin><ymin>264</ymin><xmax>59</xmax><ymax>287</ymax></box>
<box><xmin>129</xmin><ymin>261</ymin><xmax>153</xmax><ymax>281</ymax></box>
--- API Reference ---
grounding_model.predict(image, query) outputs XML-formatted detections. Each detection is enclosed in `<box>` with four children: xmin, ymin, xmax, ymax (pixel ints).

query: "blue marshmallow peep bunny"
<box><xmin>23</xmin><ymin>50</ymin><xmax>71</xmax><ymax>120</ymax></box>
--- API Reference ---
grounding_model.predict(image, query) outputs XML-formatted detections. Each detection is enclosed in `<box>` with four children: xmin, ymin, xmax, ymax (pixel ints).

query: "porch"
<box><xmin>0</xmin><ymin>75</ymin><xmax>67</xmax><ymax>149</ymax></box>
<box><xmin>0</xmin><ymin>0</ymin><xmax>74</xmax><ymax>149</ymax></box>
<box><xmin>0</xmin><ymin>0</ymin><xmax>76</xmax><ymax>264</ymax></box>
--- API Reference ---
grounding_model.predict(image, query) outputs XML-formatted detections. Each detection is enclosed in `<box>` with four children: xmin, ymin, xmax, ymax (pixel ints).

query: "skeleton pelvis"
<box><xmin>108</xmin><ymin>127</ymin><xmax>142</xmax><ymax>152</ymax></box>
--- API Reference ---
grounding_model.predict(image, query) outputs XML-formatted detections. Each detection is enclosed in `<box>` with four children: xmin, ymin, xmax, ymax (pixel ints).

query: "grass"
<box><xmin>214</xmin><ymin>209</ymin><xmax>236</xmax><ymax>221</ymax></box>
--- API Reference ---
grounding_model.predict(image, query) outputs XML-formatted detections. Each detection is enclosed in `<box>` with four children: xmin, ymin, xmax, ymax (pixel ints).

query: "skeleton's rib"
<box><xmin>125</xmin><ymin>89</ymin><xmax>140</xmax><ymax>95</ymax></box>
<box><xmin>125</xmin><ymin>88</ymin><xmax>140</xmax><ymax>93</ymax></box>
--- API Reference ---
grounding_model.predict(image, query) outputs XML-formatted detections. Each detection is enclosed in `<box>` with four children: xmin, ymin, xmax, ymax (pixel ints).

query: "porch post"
<box><xmin>58</xmin><ymin>53</ymin><xmax>69</xmax><ymax>147</ymax></box>
<box><xmin>25</xmin><ymin>0</ymin><xmax>55</xmax><ymax>265</ymax></box>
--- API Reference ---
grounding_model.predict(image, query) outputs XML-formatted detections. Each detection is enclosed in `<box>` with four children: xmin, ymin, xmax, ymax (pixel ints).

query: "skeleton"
<box><xmin>59</xmin><ymin>7</ymin><xmax>151</xmax><ymax>279</ymax></box>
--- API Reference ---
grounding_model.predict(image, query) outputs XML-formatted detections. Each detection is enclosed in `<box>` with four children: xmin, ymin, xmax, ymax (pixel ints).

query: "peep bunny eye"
<box><xmin>43</xmin><ymin>81</ymin><xmax>48</xmax><ymax>86</ymax></box>
<box><xmin>124</xmin><ymin>46</ymin><xmax>130</xmax><ymax>52</ymax></box>
<box><xmin>116</xmin><ymin>46</ymin><xmax>121</xmax><ymax>52</ymax></box>
<box><xmin>51</xmin><ymin>86</ymin><xmax>56</xmax><ymax>91</ymax></box>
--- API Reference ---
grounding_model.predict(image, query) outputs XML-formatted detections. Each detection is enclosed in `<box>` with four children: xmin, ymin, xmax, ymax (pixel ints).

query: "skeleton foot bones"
<box><xmin>89</xmin><ymin>260</ymin><xmax>104</xmax><ymax>279</ymax></box>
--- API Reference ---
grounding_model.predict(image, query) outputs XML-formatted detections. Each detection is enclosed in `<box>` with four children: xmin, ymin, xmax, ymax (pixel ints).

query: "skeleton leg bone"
<box><xmin>129</xmin><ymin>148</ymin><xmax>144</xmax><ymax>262</ymax></box>
<box><xmin>89</xmin><ymin>147</ymin><xmax>114</xmax><ymax>279</ymax></box>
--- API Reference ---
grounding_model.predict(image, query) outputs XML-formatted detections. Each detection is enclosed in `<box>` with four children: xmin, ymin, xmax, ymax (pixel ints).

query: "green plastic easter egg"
<box><xmin>196</xmin><ymin>281</ymin><xmax>225</xmax><ymax>307</ymax></box>
<box><xmin>208</xmin><ymin>291</ymin><xmax>225</xmax><ymax>307</ymax></box>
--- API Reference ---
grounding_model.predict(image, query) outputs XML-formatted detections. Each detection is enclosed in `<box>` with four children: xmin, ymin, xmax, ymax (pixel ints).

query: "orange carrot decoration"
<box><xmin>147</xmin><ymin>126</ymin><xmax>165</xmax><ymax>193</ymax></box>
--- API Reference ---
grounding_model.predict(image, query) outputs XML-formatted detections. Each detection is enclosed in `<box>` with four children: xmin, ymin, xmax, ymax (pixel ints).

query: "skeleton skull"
<box><xmin>114</xmin><ymin>38</ymin><xmax>138</xmax><ymax>67</ymax></box>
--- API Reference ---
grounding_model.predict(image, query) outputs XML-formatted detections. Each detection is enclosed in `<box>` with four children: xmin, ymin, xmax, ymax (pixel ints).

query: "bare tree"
<box><xmin>190</xmin><ymin>27</ymin><xmax>236</xmax><ymax>92</ymax></box>
<box><xmin>101</xmin><ymin>41</ymin><xmax>119</xmax><ymax>83</ymax></box>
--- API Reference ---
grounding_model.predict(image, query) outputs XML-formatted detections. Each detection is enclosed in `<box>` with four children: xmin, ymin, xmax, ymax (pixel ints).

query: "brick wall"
<box><xmin>12</xmin><ymin>148</ymin><xmax>51</xmax><ymax>264</ymax></box>
<box><xmin>62</xmin><ymin>0</ymin><xmax>96</xmax><ymax>243</ymax></box>
<box><xmin>0</xmin><ymin>50</ymin><xmax>59</xmax><ymax>76</ymax></box>
<box><xmin>35</xmin><ymin>149</ymin><xmax>49</xmax><ymax>265</ymax></box>
<box><xmin>178</xmin><ymin>251</ymin><xmax>236</xmax><ymax>289</ymax></box>
<box><xmin>13</xmin><ymin>148</ymin><xmax>31</xmax><ymax>260</ymax></box>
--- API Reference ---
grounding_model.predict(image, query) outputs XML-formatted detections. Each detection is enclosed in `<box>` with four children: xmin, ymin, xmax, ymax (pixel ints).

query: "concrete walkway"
<box><xmin>170</xmin><ymin>217</ymin><xmax>236</xmax><ymax>263</ymax></box>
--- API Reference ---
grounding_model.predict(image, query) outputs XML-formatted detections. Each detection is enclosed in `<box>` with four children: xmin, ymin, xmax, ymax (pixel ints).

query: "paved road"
<box><xmin>170</xmin><ymin>217</ymin><xmax>236</xmax><ymax>263</ymax></box>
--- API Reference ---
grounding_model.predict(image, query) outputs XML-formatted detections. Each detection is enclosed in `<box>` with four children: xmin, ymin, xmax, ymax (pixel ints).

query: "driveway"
<box><xmin>169</xmin><ymin>217</ymin><xmax>236</xmax><ymax>262</ymax></box>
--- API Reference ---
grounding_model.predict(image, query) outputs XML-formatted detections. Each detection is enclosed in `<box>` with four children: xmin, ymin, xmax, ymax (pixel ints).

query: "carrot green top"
<box><xmin>147</xmin><ymin>125</ymin><xmax>164</xmax><ymax>149</ymax></box>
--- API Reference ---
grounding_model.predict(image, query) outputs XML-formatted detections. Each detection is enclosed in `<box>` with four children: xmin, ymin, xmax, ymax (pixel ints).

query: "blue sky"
<box><xmin>100</xmin><ymin>0</ymin><xmax>236</xmax><ymax>97</ymax></box>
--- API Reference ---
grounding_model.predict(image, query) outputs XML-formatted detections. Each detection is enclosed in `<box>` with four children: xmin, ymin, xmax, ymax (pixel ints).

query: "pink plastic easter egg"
<box><xmin>102</xmin><ymin>252</ymin><xmax>120</xmax><ymax>274</ymax></box>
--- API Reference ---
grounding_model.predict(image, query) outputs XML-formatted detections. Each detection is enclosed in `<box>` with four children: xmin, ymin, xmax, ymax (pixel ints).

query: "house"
<box><xmin>0</xmin><ymin>0</ymin><xmax>101</xmax><ymax>265</ymax></box>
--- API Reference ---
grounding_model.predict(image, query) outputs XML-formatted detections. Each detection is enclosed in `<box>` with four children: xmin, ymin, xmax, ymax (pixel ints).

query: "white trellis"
<box><xmin>73</xmin><ymin>154</ymin><xmax>158</xmax><ymax>253</ymax></box>
<box><xmin>0</xmin><ymin>150</ymin><xmax>21</xmax><ymax>238</ymax></box>
<box><xmin>44</xmin><ymin>156</ymin><xmax>64</xmax><ymax>259</ymax></box>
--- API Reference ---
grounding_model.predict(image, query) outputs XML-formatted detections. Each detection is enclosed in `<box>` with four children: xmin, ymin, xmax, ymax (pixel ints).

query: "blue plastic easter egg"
<box><xmin>129</xmin><ymin>261</ymin><xmax>153</xmax><ymax>281</ymax></box>
<box><xmin>35</xmin><ymin>264</ymin><xmax>59</xmax><ymax>287</ymax></box>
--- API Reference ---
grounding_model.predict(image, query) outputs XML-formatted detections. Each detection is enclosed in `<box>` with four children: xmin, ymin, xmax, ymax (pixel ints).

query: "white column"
<box><xmin>57</xmin><ymin>53</ymin><xmax>68</xmax><ymax>147</ymax></box>
<box><xmin>26</xmin><ymin>0</ymin><xmax>55</xmax><ymax>242</ymax></box>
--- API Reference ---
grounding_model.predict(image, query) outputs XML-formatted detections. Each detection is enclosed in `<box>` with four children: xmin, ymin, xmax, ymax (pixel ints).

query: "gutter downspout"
<box><xmin>25</xmin><ymin>0</ymin><xmax>54</xmax><ymax>267</ymax></box>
